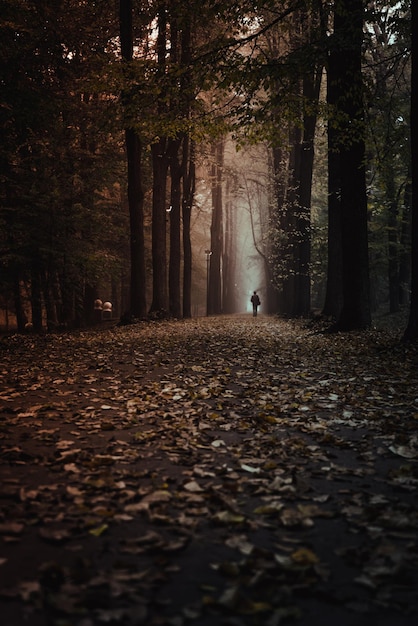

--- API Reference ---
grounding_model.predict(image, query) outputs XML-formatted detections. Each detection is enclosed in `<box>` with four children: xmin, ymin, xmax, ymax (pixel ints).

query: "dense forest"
<box><xmin>0</xmin><ymin>0</ymin><xmax>415</xmax><ymax>337</ymax></box>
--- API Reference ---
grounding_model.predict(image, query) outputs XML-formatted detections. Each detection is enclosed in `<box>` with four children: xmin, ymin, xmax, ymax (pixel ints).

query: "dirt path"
<box><xmin>0</xmin><ymin>315</ymin><xmax>417</xmax><ymax>626</ymax></box>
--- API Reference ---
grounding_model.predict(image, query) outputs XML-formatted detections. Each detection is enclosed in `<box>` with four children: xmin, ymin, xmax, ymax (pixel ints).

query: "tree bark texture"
<box><xmin>293</xmin><ymin>69</ymin><xmax>321</xmax><ymax>316</ymax></box>
<box><xmin>333</xmin><ymin>0</ymin><xmax>371</xmax><ymax>330</ymax></box>
<box><xmin>399</xmin><ymin>177</ymin><xmax>411</xmax><ymax>306</ymax></box>
<box><xmin>30</xmin><ymin>260</ymin><xmax>43</xmax><ymax>332</ymax></box>
<box><xmin>169</xmin><ymin>139</ymin><xmax>182</xmax><ymax>318</ymax></box>
<box><xmin>323</xmin><ymin>39</ymin><xmax>343</xmax><ymax>318</ymax></box>
<box><xmin>150</xmin><ymin>141</ymin><xmax>169</xmax><ymax>315</ymax></box>
<box><xmin>182</xmin><ymin>137</ymin><xmax>195</xmax><ymax>319</ymax></box>
<box><xmin>208</xmin><ymin>140</ymin><xmax>224</xmax><ymax>315</ymax></box>
<box><xmin>125</xmin><ymin>128</ymin><xmax>147</xmax><ymax>318</ymax></box>
<box><xmin>404</xmin><ymin>0</ymin><xmax>417</xmax><ymax>340</ymax></box>
<box><xmin>149</xmin><ymin>4</ymin><xmax>169</xmax><ymax>316</ymax></box>
<box><xmin>120</xmin><ymin>0</ymin><xmax>147</xmax><ymax>319</ymax></box>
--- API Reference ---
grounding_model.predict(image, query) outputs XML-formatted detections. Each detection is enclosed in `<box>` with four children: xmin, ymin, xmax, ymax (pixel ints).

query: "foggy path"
<box><xmin>0</xmin><ymin>315</ymin><xmax>417</xmax><ymax>626</ymax></box>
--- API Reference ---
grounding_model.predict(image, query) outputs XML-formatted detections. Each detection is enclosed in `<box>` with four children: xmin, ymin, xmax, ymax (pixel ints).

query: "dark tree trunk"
<box><xmin>31</xmin><ymin>260</ymin><xmax>43</xmax><ymax>332</ymax></box>
<box><xmin>404</xmin><ymin>0</ymin><xmax>417</xmax><ymax>340</ymax></box>
<box><xmin>322</xmin><ymin>149</ymin><xmax>343</xmax><ymax>318</ymax></box>
<box><xmin>322</xmin><ymin>38</ymin><xmax>343</xmax><ymax>318</ymax></box>
<box><xmin>178</xmin><ymin>13</ymin><xmax>194</xmax><ymax>319</ymax></box>
<box><xmin>208</xmin><ymin>139</ymin><xmax>224</xmax><ymax>315</ymax></box>
<box><xmin>120</xmin><ymin>0</ymin><xmax>147</xmax><ymax>319</ymax></box>
<box><xmin>169</xmin><ymin>139</ymin><xmax>182</xmax><ymax>318</ymax></box>
<box><xmin>60</xmin><ymin>262</ymin><xmax>73</xmax><ymax>327</ymax></box>
<box><xmin>387</xmin><ymin>174</ymin><xmax>400</xmax><ymax>313</ymax></box>
<box><xmin>42</xmin><ymin>269</ymin><xmax>59</xmax><ymax>331</ymax></box>
<box><xmin>294</xmin><ymin>69</ymin><xmax>321</xmax><ymax>316</ymax></box>
<box><xmin>150</xmin><ymin>140</ymin><xmax>169</xmax><ymax>315</ymax></box>
<box><xmin>269</xmin><ymin>146</ymin><xmax>287</xmax><ymax>314</ymax></box>
<box><xmin>223</xmin><ymin>176</ymin><xmax>235</xmax><ymax>314</ymax></box>
<box><xmin>125</xmin><ymin>129</ymin><xmax>147</xmax><ymax>318</ymax></box>
<box><xmin>167</xmin><ymin>12</ymin><xmax>181</xmax><ymax>319</ymax></box>
<box><xmin>399</xmin><ymin>178</ymin><xmax>411</xmax><ymax>306</ymax></box>
<box><xmin>182</xmin><ymin>137</ymin><xmax>195</xmax><ymax>319</ymax></box>
<box><xmin>333</xmin><ymin>0</ymin><xmax>371</xmax><ymax>331</ymax></box>
<box><xmin>13</xmin><ymin>272</ymin><xmax>28</xmax><ymax>332</ymax></box>
<box><xmin>149</xmin><ymin>4</ymin><xmax>169</xmax><ymax>316</ymax></box>
<box><xmin>281</xmin><ymin>125</ymin><xmax>301</xmax><ymax>316</ymax></box>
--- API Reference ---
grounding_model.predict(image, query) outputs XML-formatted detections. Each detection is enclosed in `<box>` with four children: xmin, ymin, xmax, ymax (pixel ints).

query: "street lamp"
<box><xmin>205</xmin><ymin>249</ymin><xmax>212</xmax><ymax>316</ymax></box>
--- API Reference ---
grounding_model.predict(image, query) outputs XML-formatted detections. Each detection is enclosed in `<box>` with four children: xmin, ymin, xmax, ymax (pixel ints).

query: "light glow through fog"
<box><xmin>224</xmin><ymin>140</ymin><xmax>267</xmax><ymax>313</ymax></box>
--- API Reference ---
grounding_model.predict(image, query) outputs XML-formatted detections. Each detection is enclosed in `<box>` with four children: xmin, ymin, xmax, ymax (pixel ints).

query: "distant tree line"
<box><xmin>0</xmin><ymin>0</ymin><xmax>415</xmax><ymax>338</ymax></box>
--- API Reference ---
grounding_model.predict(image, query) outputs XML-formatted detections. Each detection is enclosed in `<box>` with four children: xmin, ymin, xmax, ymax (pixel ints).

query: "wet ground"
<box><xmin>0</xmin><ymin>315</ymin><xmax>417</xmax><ymax>625</ymax></box>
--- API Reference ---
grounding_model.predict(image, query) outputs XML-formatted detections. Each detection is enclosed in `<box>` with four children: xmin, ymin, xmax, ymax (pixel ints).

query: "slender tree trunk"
<box><xmin>399</xmin><ymin>178</ymin><xmax>411</xmax><ymax>306</ymax></box>
<box><xmin>126</xmin><ymin>129</ymin><xmax>147</xmax><ymax>318</ymax></box>
<box><xmin>294</xmin><ymin>69</ymin><xmax>321</xmax><ymax>316</ymax></box>
<box><xmin>60</xmin><ymin>267</ymin><xmax>72</xmax><ymax>327</ymax></box>
<box><xmin>269</xmin><ymin>146</ymin><xmax>287</xmax><ymax>314</ymax></box>
<box><xmin>282</xmin><ymin>124</ymin><xmax>301</xmax><ymax>316</ymax></box>
<box><xmin>120</xmin><ymin>0</ymin><xmax>147</xmax><ymax>319</ymax></box>
<box><xmin>182</xmin><ymin>137</ymin><xmax>195</xmax><ymax>319</ymax></box>
<box><xmin>404</xmin><ymin>0</ymin><xmax>417</xmax><ymax>340</ymax></box>
<box><xmin>13</xmin><ymin>272</ymin><xmax>27</xmax><ymax>332</ymax></box>
<box><xmin>333</xmin><ymin>0</ymin><xmax>371</xmax><ymax>331</ymax></box>
<box><xmin>42</xmin><ymin>269</ymin><xmax>59</xmax><ymax>331</ymax></box>
<box><xmin>178</xmin><ymin>11</ymin><xmax>194</xmax><ymax>319</ymax></box>
<box><xmin>222</xmin><ymin>176</ymin><xmax>237</xmax><ymax>314</ymax></box>
<box><xmin>31</xmin><ymin>259</ymin><xmax>43</xmax><ymax>332</ymax></box>
<box><xmin>167</xmin><ymin>10</ymin><xmax>181</xmax><ymax>318</ymax></box>
<box><xmin>386</xmin><ymin>173</ymin><xmax>400</xmax><ymax>313</ymax></box>
<box><xmin>5</xmin><ymin>177</ymin><xmax>28</xmax><ymax>332</ymax></box>
<box><xmin>322</xmin><ymin>39</ymin><xmax>343</xmax><ymax>318</ymax></box>
<box><xmin>208</xmin><ymin>139</ymin><xmax>224</xmax><ymax>315</ymax></box>
<box><xmin>149</xmin><ymin>3</ymin><xmax>169</xmax><ymax>316</ymax></box>
<box><xmin>169</xmin><ymin>139</ymin><xmax>182</xmax><ymax>318</ymax></box>
<box><xmin>322</xmin><ymin>150</ymin><xmax>343</xmax><ymax>318</ymax></box>
<box><xmin>150</xmin><ymin>141</ymin><xmax>169</xmax><ymax>315</ymax></box>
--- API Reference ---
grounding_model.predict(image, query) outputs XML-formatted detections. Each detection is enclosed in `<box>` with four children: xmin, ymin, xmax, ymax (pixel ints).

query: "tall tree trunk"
<box><xmin>386</xmin><ymin>173</ymin><xmax>400</xmax><ymax>313</ymax></box>
<box><xmin>167</xmin><ymin>10</ymin><xmax>181</xmax><ymax>318</ymax></box>
<box><xmin>223</xmin><ymin>175</ymin><xmax>237</xmax><ymax>314</ymax></box>
<box><xmin>149</xmin><ymin>3</ymin><xmax>169</xmax><ymax>316</ymax></box>
<box><xmin>294</xmin><ymin>69</ymin><xmax>321</xmax><ymax>316</ymax></box>
<box><xmin>42</xmin><ymin>269</ymin><xmax>59</xmax><ymax>331</ymax></box>
<box><xmin>399</xmin><ymin>177</ymin><xmax>411</xmax><ymax>306</ymax></box>
<box><xmin>208</xmin><ymin>139</ymin><xmax>224</xmax><ymax>315</ymax></box>
<box><xmin>404</xmin><ymin>0</ymin><xmax>417</xmax><ymax>340</ymax></box>
<box><xmin>269</xmin><ymin>146</ymin><xmax>287</xmax><ymax>314</ymax></box>
<box><xmin>120</xmin><ymin>0</ymin><xmax>147</xmax><ymax>319</ymax></box>
<box><xmin>178</xmin><ymin>9</ymin><xmax>194</xmax><ymax>319</ymax></box>
<box><xmin>281</xmin><ymin>124</ymin><xmax>301</xmax><ymax>316</ymax></box>
<box><xmin>169</xmin><ymin>139</ymin><xmax>182</xmax><ymax>318</ymax></box>
<box><xmin>150</xmin><ymin>141</ymin><xmax>169</xmax><ymax>315</ymax></box>
<box><xmin>333</xmin><ymin>0</ymin><xmax>371</xmax><ymax>331</ymax></box>
<box><xmin>182</xmin><ymin>137</ymin><xmax>195</xmax><ymax>319</ymax></box>
<box><xmin>13</xmin><ymin>272</ymin><xmax>27</xmax><ymax>332</ymax></box>
<box><xmin>60</xmin><ymin>259</ymin><xmax>73</xmax><ymax>327</ymax></box>
<box><xmin>126</xmin><ymin>129</ymin><xmax>147</xmax><ymax>318</ymax></box>
<box><xmin>31</xmin><ymin>258</ymin><xmax>43</xmax><ymax>332</ymax></box>
<box><xmin>322</xmin><ymin>37</ymin><xmax>343</xmax><ymax>318</ymax></box>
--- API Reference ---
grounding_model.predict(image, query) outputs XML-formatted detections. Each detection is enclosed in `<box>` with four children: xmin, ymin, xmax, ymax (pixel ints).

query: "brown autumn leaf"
<box><xmin>0</xmin><ymin>315</ymin><xmax>417</xmax><ymax>625</ymax></box>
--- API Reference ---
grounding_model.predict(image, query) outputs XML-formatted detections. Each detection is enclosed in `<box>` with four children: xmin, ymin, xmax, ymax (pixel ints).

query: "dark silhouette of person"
<box><xmin>250</xmin><ymin>291</ymin><xmax>260</xmax><ymax>317</ymax></box>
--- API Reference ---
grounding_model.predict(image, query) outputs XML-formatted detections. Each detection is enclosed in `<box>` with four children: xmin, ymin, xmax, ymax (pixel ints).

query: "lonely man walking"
<box><xmin>251</xmin><ymin>291</ymin><xmax>261</xmax><ymax>317</ymax></box>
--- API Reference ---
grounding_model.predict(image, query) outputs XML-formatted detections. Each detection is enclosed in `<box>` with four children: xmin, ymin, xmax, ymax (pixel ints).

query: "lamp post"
<box><xmin>205</xmin><ymin>249</ymin><xmax>212</xmax><ymax>316</ymax></box>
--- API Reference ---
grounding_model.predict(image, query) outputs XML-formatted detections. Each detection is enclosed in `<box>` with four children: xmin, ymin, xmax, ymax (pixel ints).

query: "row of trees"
<box><xmin>0</xmin><ymin>0</ymin><xmax>415</xmax><ymax>337</ymax></box>
<box><xmin>1</xmin><ymin>0</ymin><xmax>129</xmax><ymax>330</ymax></box>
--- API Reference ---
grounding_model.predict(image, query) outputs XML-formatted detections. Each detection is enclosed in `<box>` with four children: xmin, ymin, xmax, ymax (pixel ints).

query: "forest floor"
<box><xmin>0</xmin><ymin>313</ymin><xmax>417</xmax><ymax>626</ymax></box>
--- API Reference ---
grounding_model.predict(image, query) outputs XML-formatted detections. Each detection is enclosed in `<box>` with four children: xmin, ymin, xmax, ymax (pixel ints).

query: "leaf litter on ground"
<box><xmin>0</xmin><ymin>314</ymin><xmax>417</xmax><ymax>625</ymax></box>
